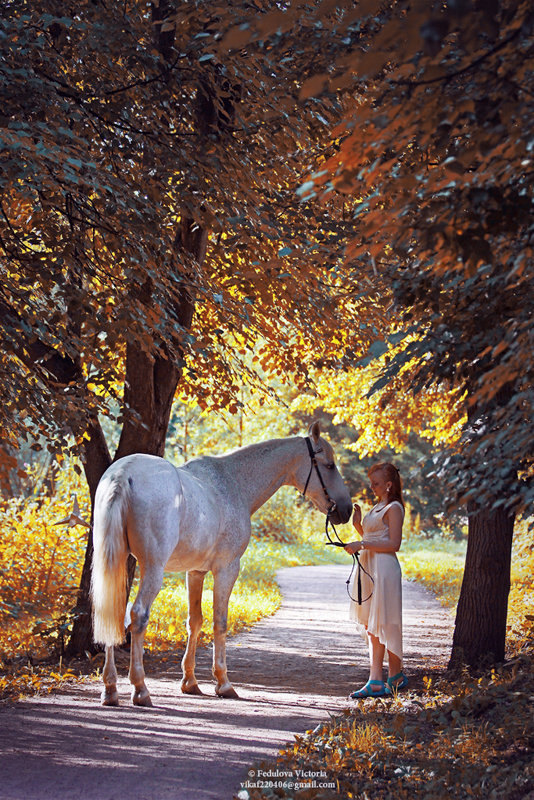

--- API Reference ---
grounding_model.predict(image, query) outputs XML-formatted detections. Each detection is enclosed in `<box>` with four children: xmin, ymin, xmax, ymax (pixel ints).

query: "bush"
<box><xmin>0</xmin><ymin>463</ymin><xmax>88</xmax><ymax>663</ymax></box>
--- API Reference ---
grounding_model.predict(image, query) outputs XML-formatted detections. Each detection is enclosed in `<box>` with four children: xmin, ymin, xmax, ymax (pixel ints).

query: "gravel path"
<box><xmin>0</xmin><ymin>565</ymin><xmax>453</xmax><ymax>800</ymax></box>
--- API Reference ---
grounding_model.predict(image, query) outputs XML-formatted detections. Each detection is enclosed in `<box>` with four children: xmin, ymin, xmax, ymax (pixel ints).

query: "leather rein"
<box><xmin>302</xmin><ymin>437</ymin><xmax>373</xmax><ymax>605</ymax></box>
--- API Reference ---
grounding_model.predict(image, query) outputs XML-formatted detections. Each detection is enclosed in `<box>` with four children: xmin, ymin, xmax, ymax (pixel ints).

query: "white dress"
<box><xmin>349</xmin><ymin>500</ymin><xmax>404</xmax><ymax>660</ymax></box>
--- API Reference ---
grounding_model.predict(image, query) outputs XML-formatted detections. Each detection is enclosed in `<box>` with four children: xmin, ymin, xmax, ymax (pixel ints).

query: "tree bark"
<box><xmin>448</xmin><ymin>385</ymin><xmax>517</xmax><ymax>670</ymax></box>
<box><xmin>115</xmin><ymin>343</ymin><xmax>180</xmax><ymax>459</ymax></box>
<box><xmin>449</xmin><ymin>502</ymin><xmax>515</xmax><ymax>669</ymax></box>
<box><xmin>65</xmin><ymin>420</ymin><xmax>112</xmax><ymax>657</ymax></box>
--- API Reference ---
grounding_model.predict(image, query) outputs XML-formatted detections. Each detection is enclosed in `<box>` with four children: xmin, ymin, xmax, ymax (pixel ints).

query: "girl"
<box><xmin>345</xmin><ymin>463</ymin><xmax>408</xmax><ymax>698</ymax></box>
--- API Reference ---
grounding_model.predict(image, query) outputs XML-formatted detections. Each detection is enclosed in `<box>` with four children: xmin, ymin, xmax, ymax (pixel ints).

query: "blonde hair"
<box><xmin>368</xmin><ymin>463</ymin><xmax>404</xmax><ymax>507</ymax></box>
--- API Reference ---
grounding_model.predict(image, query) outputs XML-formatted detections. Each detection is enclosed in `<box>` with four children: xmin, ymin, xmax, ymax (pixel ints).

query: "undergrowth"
<box><xmin>398</xmin><ymin>538</ymin><xmax>466</xmax><ymax>609</ymax></box>
<box><xmin>0</xmin><ymin>465</ymin><xmax>88</xmax><ymax>666</ymax></box>
<box><xmin>236</xmin><ymin>655</ymin><xmax>534</xmax><ymax>799</ymax></box>
<box><xmin>0</xmin><ymin>661</ymin><xmax>91</xmax><ymax>703</ymax></box>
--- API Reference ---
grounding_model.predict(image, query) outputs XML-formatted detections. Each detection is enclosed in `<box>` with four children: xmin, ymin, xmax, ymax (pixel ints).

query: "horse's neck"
<box><xmin>222</xmin><ymin>437</ymin><xmax>302</xmax><ymax>515</ymax></box>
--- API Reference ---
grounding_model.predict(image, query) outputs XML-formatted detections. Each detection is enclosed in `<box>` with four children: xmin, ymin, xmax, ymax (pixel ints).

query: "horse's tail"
<box><xmin>90</xmin><ymin>474</ymin><xmax>130</xmax><ymax>647</ymax></box>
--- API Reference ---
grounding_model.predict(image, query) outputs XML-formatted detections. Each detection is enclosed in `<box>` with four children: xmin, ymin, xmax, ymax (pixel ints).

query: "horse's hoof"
<box><xmin>181</xmin><ymin>682</ymin><xmax>203</xmax><ymax>695</ymax></box>
<box><xmin>101</xmin><ymin>689</ymin><xmax>119</xmax><ymax>706</ymax></box>
<box><xmin>216</xmin><ymin>685</ymin><xmax>239</xmax><ymax>699</ymax></box>
<box><xmin>132</xmin><ymin>689</ymin><xmax>153</xmax><ymax>707</ymax></box>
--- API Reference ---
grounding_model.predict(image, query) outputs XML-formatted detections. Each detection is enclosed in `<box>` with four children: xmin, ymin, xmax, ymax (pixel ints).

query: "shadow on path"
<box><xmin>0</xmin><ymin>565</ymin><xmax>453</xmax><ymax>800</ymax></box>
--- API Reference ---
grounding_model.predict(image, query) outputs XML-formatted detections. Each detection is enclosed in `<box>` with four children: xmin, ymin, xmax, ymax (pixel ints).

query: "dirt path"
<box><xmin>0</xmin><ymin>565</ymin><xmax>453</xmax><ymax>800</ymax></box>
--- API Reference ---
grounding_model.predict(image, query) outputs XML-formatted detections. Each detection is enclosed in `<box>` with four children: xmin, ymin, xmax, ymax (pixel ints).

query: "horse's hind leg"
<box><xmin>212</xmin><ymin>559</ymin><xmax>240</xmax><ymax>698</ymax></box>
<box><xmin>181</xmin><ymin>570</ymin><xmax>206</xmax><ymax>695</ymax></box>
<box><xmin>128</xmin><ymin>564</ymin><xmax>163</xmax><ymax>707</ymax></box>
<box><xmin>102</xmin><ymin>645</ymin><xmax>119</xmax><ymax>706</ymax></box>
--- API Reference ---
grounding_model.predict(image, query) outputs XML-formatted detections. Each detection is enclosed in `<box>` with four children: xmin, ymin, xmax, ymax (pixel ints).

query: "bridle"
<box><xmin>302</xmin><ymin>436</ymin><xmax>336</xmax><ymax>510</ymax></box>
<box><xmin>302</xmin><ymin>437</ymin><xmax>373</xmax><ymax>605</ymax></box>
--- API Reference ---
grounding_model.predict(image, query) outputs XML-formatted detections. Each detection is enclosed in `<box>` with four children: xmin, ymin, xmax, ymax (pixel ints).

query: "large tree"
<box><xmin>1</xmin><ymin>1</ymin><xmax>380</xmax><ymax>652</ymax></box>
<box><xmin>267</xmin><ymin>0</ymin><xmax>534</xmax><ymax>666</ymax></box>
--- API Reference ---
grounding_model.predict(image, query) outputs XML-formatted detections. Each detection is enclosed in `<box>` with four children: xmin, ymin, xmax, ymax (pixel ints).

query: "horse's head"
<box><xmin>297</xmin><ymin>421</ymin><xmax>353</xmax><ymax>525</ymax></box>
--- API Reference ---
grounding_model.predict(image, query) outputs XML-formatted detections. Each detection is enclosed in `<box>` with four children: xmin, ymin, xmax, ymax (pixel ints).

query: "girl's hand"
<box><xmin>344</xmin><ymin>541</ymin><xmax>364</xmax><ymax>555</ymax></box>
<box><xmin>352</xmin><ymin>503</ymin><xmax>362</xmax><ymax>528</ymax></box>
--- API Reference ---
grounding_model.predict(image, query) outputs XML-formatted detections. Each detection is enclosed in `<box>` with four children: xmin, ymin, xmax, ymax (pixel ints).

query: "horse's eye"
<box><xmin>326</xmin><ymin>463</ymin><xmax>335</xmax><ymax>470</ymax></box>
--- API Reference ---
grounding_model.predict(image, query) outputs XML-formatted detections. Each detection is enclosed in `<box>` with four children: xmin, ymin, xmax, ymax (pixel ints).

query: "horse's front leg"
<box><xmin>212</xmin><ymin>558</ymin><xmax>241</xmax><ymax>698</ymax></box>
<box><xmin>128</xmin><ymin>564</ymin><xmax>164</xmax><ymax>707</ymax></box>
<box><xmin>181</xmin><ymin>569</ymin><xmax>206</xmax><ymax>695</ymax></box>
<box><xmin>102</xmin><ymin>645</ymin><xmax>119</xmax><ymax>706</ymax></box>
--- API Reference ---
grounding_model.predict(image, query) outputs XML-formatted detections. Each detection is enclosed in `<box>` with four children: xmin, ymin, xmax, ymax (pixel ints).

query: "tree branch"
<box><xmin>393</xmin><ymin>25</ymin><xmax>525</xmax><ymax>88</ymax></box>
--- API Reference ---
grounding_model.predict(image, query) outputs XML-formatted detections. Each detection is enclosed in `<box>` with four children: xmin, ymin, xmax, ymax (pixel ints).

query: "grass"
<box><xmin>398</xmin><ymin>537</ymin><xmax>466</xmax><ymax>608</ymax></box>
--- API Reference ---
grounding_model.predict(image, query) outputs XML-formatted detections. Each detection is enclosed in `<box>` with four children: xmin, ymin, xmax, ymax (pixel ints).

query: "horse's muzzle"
<box><xmin>329</xmin><ymin>500</ymin><xmax>352</xmax><ymax>525</ymax></box>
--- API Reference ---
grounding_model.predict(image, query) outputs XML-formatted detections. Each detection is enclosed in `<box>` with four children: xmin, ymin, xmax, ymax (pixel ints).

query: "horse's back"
<box><xmin>98</xmin><ymin>454</ymin><xmax>181</xmax><ymax>559</ymax></box>
<box><xmin>101</xmin><ymin>452</ymin><xmax>177</xmax><ymax>481</ymax></box>
<box><xmin>98</xmin><ymin>453</ymin><xmax>228</xmax><ymax>572</ymax></box>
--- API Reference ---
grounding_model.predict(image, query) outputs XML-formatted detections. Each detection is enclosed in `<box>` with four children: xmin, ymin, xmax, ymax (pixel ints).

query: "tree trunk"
<box><xmin>65</xmin><ymin>420</ymin><xmax>112</xmax><ymax>656</ymax></box>
<box><xmin>66</xmin><ymin>325</ymin><xmax>195</xmax><ymax>656</ymax></box>
<box><xmin>115</xmin><ymin>344</ymin><xmax>180</xmax><ymax>459</ymax></box>
<box><xmin>66</xmin><ymin>5</ymin><xmax>221</xmax><ymax>655</ymax></box>
<box><xmin>448</xmin><ymin>382</ymin><xmax>517</xmax><ymax>670</ymax></box>
<box><xmin>449</xmin><ymin>501</ymin><xmax>515</xmax><ymax>669</ymax></box>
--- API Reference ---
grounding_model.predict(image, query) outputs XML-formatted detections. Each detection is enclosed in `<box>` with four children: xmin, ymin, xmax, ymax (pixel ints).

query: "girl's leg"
<box><xmin>349</xmin><ymin>632</ymin><xmax>388</xmax><ymax>698</ymax></box>
<box><xmin>386</xmin><ymin>650</ymin><xmax>408</xmax><ymax>692</ymax></box>
<box><xmin>369</xmin><ymin>633</ymin><xmax>386</xmax><ymax>680</ymax></box>
<box><xmin>387</xmin><ymin>650</ymin><xmax>402</xmax><ymax>679</ymax></box>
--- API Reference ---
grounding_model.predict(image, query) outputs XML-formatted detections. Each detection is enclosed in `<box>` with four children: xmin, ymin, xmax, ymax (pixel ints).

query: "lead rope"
<box><xmin>302</xmin><ymin>437</ymin><xmax>373</xmax><ymax>605</ymax></box>
<box><xmin>324</xmin><ymin>507</ymin><xmax>374</xmax><ymax>605</ymax></box>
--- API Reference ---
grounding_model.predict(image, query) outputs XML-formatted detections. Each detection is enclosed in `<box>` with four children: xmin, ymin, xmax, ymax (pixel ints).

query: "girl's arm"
<box><xmin>351</xmin><ymin>503</ymin><xmax>363</xmax><ymax>536</ymax></box>
<box><xmin>344</xmin><ymin>504</ymin><xmax>364</xmax><ymax>554</ymax></box>
<box><xmin>344</xmin><ymin>504</ymin><xmax>404</xmax><ymax>555</ymax></box>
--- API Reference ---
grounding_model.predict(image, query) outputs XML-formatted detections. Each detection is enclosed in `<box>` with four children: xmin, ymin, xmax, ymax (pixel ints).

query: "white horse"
<box><xmin>90</xmin><ymin>421</ymin><xmax>352</xmax><ymax>706</ymax></box>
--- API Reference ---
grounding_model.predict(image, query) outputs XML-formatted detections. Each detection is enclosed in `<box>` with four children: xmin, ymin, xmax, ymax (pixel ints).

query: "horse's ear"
<box><xmin>308</xmin><ymin>420</ymin><xmax>321</xmax><ymax>443</ymax></box>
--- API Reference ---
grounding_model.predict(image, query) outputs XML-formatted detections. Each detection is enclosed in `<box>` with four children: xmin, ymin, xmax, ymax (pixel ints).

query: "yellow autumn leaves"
<box><xmin>292</xmin><ymin>335</ymin><xmax>466</xmax><ymax>456</ymax></box>
<box><xmin>0</xmin><ymin>466</ymin><xmax>88</xmax><ymax>663</ymax></box>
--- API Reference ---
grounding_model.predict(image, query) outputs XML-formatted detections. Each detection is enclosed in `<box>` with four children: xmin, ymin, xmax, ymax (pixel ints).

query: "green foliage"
<box><xmin>237</xmin><ymin>0</ymin><xmax>534</xmax><ymax>516</ymax></box>
<box><xmin>0</xmin><ymin>0</ymin><xmax>368</xmax><ymax>463</ymax></box>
